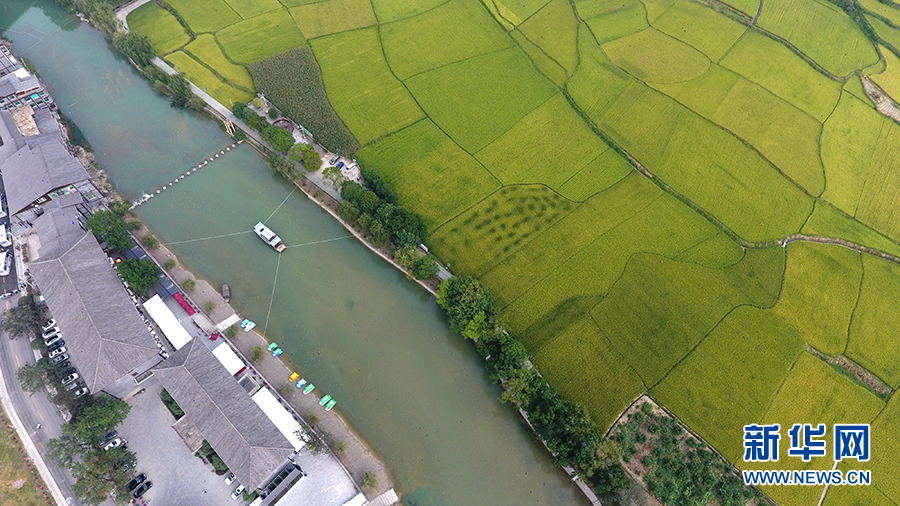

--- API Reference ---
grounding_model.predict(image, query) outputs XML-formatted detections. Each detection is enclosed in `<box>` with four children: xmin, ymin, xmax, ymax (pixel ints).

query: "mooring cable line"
<box><xmin>264</xmin><ymin>188</ymin><xmax>296</xmax><ymax>224</ymax></box>
<box><xmin>283</xmin><ymin>235</ymin><xmax>353</xmax><ymax>248</ymax></box>
<box><xmin>165</xmin><ymin>230</ymin><xmax>253</xmax><ymax>245</ymax></box>
<box><xmin>263</xmin><ymin>251</ymin><xmax>282</xmax><ymax>337</ymax></box>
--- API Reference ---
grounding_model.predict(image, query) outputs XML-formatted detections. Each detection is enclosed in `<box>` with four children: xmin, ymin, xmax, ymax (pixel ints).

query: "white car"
<box><xmin>102</xmin><ymin>438</ymin><xmax>124</xmax><ymax>451</ymax></box>
<box><xmin>44</xmin><ymin>334</ymin><xmax>62</xmax><ymax>347</ymax></box>
<box><xmin>42</xmin><ymin>319</ymin><xmax>56</xmax><ymax>331</ymax></box>
<box><xmin>61</xmin><ymin>373</ymin><xmax>79</xmax><ymax>385</ymax></box>
<box><xmin>42</xmin><ymin>327</ymin><xmax>60</xmax><ymax>339</ymax></box>
<box><xmin>224</xmin><ymin>473</ymin><xmax>235</xmax><ymax>485</ymax></box>
<box><xmin>231</xmin><ymin>485</ymin><xmax>245</xmax><ymax>500</ymax></box>
<box><xmin>48</xmin><ymin>347</ymin><xmax>67</xmax><ymax>359</ymax></box>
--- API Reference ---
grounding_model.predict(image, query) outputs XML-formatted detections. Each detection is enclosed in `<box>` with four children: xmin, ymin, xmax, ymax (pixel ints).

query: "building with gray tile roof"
<box><xmin>0</xmin><ymin>69</ymin><xmax>53</xmax><ymax>111</ymax></box>
<box><xmin>29</xmin><ymin>220</ymin><xmax>162</xmax><ymax>395</ymax></box>
<box><xmin>0</xmin><ymin>123</ymin><xmax>89</xmax><ymax>215</ymax></box>
<box><xmin>153</xmin><ymin>339</ymin><xmax>296</xmax><ymax>490</ymax></box>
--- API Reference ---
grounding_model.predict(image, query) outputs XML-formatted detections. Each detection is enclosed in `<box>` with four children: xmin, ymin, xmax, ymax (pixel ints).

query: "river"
<box><xmin>0</xmin><ymin>2</ymin><xmax>589</xmax><ymax>505</ymax></box>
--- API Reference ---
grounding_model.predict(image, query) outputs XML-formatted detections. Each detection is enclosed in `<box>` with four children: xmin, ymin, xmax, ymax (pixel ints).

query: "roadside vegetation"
<box><xmin>0</xmin><ymin>411</ymin><xmax>55</xmax><ymax>506</ymax></box>
<box><xmin>47</xmin><ymin>395</ymin><xmax>136</xmax><ymax>505</ymax></box>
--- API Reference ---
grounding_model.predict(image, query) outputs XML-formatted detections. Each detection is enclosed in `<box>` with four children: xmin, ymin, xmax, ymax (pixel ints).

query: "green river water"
<box><xmin>0</xmin><ymin>2</ymin><xmax>589</xmax><ymax>505</ymax></box>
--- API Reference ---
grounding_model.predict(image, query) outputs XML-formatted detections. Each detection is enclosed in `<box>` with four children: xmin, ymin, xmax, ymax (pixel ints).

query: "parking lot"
<box><xmin>118</xmin><ymin>378</ymin><xmax>246</xmax><ymax>505</ymax></box>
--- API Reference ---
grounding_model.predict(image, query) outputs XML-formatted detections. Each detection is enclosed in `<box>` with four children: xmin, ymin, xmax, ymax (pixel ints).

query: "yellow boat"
<box><xmin>288</xmin><ymin>372</ymin><xmax>299</xmax><ymax>382</ymax></box>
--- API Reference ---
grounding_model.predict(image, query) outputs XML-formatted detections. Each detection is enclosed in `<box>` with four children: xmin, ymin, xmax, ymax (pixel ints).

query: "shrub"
<box><xmin>248</xmin><ymin>48</ymin><xmax>360</xmax><ymax>155</ymax></box>
<box><xmin>204</xmin><ymin>301</ymin><xmax>216</xmax><ymax>312</ymax></box>
<box><xmin>163</xmin><ymin>258</ymin><xmax>176</xmax><ymax>270</ymax></box>
<box><xmin>252</xmin><ymin>98</ymin><xmax>263</xmax><ymax>108</ymax></box>
<box><xmin>361</xmin><ymin>471</ymin><xmax>378</xmax><ymax>492</ymax></box>
<box><xmin>268</xmin><ymin>107</ymin><xmax>278</xmax><ymax>119</ymax></box>
<box><xmin>142</xmin><ymin>234</ymin><xmax>159</xmax><ymax>249</ymax></box>
<box><xmin>112</xmin><ymin>32</ymin><xmax>155</xmax><ymax>68</ymax></box>
<box><xmin>182</xmin><ymin>278</ymin><xmax>195</xmax><ymax>291</ymax></box>
<box><xmin>127</xmin><ymin>220</ymin><xmax>143</xmax><ymax>230</ymax></box>
<box><xmin>412</xmin><ymin>257</ymin><xmax>439</xmax><ymax>280</ymax></box>
<box><xmin>226</xmin><ymin>324</ymin><xmax>238</xmax><ymax>339</ymax></box>
<box><xmin>250</xmin><ymin>346</ymin><xmax>264</xmax><ymax>362</ymax></box>
<box><xmin>334</xmin><ymin>441</ymin><xmax>348</xmax><ymax>454</ymax></box>
<box><xmin>233</xmin><ymin>129</ymin><xmax>246</xmax><ymax>141</ymax></box>
<box><xmin>160</xmin><ymin>388</ymin><xmax>184</xmax><ymax>419</ymax></box>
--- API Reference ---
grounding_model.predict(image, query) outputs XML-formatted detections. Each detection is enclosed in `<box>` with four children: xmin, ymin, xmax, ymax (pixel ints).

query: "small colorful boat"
<box><xmin>325</xmin><ymin>399</ymin><xmax>336</xmax><ymax>411</ymax></box>
<box><xmin>303</xmin><ymin>384</ymin><xmax>315</xmax><ymax>395</ymax></box>
<box><xmin>243</xmin><ymin>321</ymin><xmax>256</xmax><ymax>332</ymax></box>
<box><xmin>272</xmin><ymin>348</ymin><xmax>283</xmax><ymax>357</ymax></box>
<box><xmin>319</xmin><ymin>395</ymin><xmax>332</xmax><ymax>406</ymax></box>
<box><xmin>296</xmin><ymin>379</ymin><xmax>307</xmax><ymax>389</ymax></box>
<box><xmin>289</xmin><ymin>372</ymin><xmax>299</xmax><ymax>382</ymax></box>
<box><xmin>267</xmin><ymin>342</ymin><xmax>278</xmax><ymax>351</ymax></box>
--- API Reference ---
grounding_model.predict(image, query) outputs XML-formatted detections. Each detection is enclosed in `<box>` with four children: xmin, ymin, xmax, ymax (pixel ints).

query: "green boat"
<box><xmin>303</xmin><ymin>383</ymin><xmax>315</xmax><ymax>395</ymax></box>
<box><xmin>267</xmin><ymin>342</ymin><xmax>278</xmax><ymax>351</ymax></box>
<box><xmin>325</xmin><ymin>399</ymin><xmax>336</xmax><ymax>411</ymax></box>
<box><xmin>319</xmin><ymin>394</ymin><xmax>332</xmax><ymax>406</ymax></box>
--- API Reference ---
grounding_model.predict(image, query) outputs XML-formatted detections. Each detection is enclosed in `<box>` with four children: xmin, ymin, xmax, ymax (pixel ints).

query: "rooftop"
<box><xmin>29</xmin><ymin>228</ymin><xmax>161</xmax><ymax>393</ymax></box>
<box><xmin>152</xmin><ymin>339</ymin><xmax>295</xmax><ymax>490</ymax></box>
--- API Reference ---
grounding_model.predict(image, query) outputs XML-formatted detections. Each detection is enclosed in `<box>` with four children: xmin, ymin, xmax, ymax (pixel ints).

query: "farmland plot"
<box><xmin>800</xmin><ymin>201</ymin><xmax>900</xmax><ymax>258</ymax></box>
<box><xmin>598</xmin><ymin>80</ymin><xmax>813</xmax><ymax>241</ymax></box>
<box><xmin>310</xmin><ymin>28</ymin><xmax>424</xmax><ymax>145</ymax></box>
<box><xmin>517</xmin><ymin>0</ymin><xmax>579</xmax><ymax>77</ymax></box>
<box><xmin>370</xmin><ymin>0</ymin><xmax>448</xmax><ymax>23</ymax></box>
<box><xmin>594</xmin><ymin>247</ymin><xmax>783</xmax><ymax>387</ymax></box>
<box><xmin>854</xmin><ymin>112</ymin><xmax>900</xmax><ymax>239</ymax></box>
<box><xmin>651</xmin><ymin>306</ymin><xmax>806</xmax><ymax>464</ymax></box>
<box><xmin>858</xmin><ymin>394</ymin><xmax>900</xmax><ymax>502</ymax></box>
<box><xmin>126</xmin><ymin>2</ymin><xmax>189</xmax><ymax>55</ymax></box>
<box><xmin>650</xmin><ymin>0</ymin><xmax>746</xmax><ymax>60</ymax></box>
<box><xmin>223</xmin><ymin>0</ymin><xmax>282</xmax><ymax>18</ymax></box>
<box><xmin>184</xmin><ymin>34</ymin><xmax>254</xmax><ymax>90</ymax></box>
<box><xmin>823</xmin><ymin>483</ymin><xmax>896</xmax><ymax>506</ymax></box>
<box><xmin>575</xmin><ymin>0</ymin><xmax>649</xmax><ymax>44</ymax></box>
<box><xmin>355</xmin><ymin>119</ymin><xmax>500</xmax><ymax>228</ymax></box>
<box><xmin>532</xmin><ymin>316</ymin><xmax>645</xmax><ymax>429</ymax></box>
<box><xmin>289</xmin><ymin>0</ymin><xmax>377</xmax><ymax>39</ymax></box>
<box><xmin>870</xmin><ymin>45</ymin><xmax>900</xmax><ymax>102</ymax></box>
<box><xmin>557</xmin><ymin>149</ymin><xmax>633</xmax><ymax>201</ymax></box>
<box><xmin>719</xmin><ymin>30</ymin><xmax>842</xmax><ymax>122</ymax></box>
<box><xmin>848</xmin><ymin>255</ymin><xmax>900</xmax><ymax>387</ymax></box>
<box><xmin>165</xmin><ymin>51</ymin><xmax>253</xmax><ymax>105</ymax></box>
<box><xmin>474</xmin><ymin>94</ymin><xmax>611</xmax><ymax>189</ymax></box>
<box><xmin>567</xmin><ymin>24</ymin><xmax>633</xmax><ymax>122</ymax></box>
<box><xmin>405</xmin><ymin>46</ymin><xmax>557</xmax><ymax>153</ymax></box>
<box><xmin>602</xmin><ymin>28</ymin><xmax>710</xmax><ymax>84</ymax></box>
<box><xmin>164</xmin><ymin>0</ymin><xmax>241</xmax><ymax>33</ymax></box>
<box><xmin>749</xmin><ymin>352</ymin><xmax>884</xmax><ymax>506</ymax></box>
<box><xmin>772</xmin><ymin>242</ymin><xmax>861</xmax><ymax>355</ymax></box>
<box><xmin>216</xmin><ymin>9</ymin><xmax>307</xmax><ymax>63</ymax></box>
<box><xmin>380</xmin><ymin>0</ymin><xmax>513</xmax><ymax>80</ymax></box>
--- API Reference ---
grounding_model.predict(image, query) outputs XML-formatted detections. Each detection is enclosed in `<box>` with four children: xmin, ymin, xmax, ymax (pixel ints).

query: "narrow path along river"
<box><xmin>0</xmin><ymin>1</ymin><xmax>589</xmax><ymax>505</ymax></box>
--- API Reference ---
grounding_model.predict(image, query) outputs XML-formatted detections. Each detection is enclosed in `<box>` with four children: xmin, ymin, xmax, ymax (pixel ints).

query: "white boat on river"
<box><xmin>254</xmin><ymin>222</ymin><xmax>286</xmax><ymax>252</ymax></box>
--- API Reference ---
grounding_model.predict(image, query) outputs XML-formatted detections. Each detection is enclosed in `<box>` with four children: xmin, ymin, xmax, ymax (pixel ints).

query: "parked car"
<box><xmin>62</xmin><ymin>367</ymin><xmax>76</xmax><ymax>376</ymax></box>
<box><xmin>51</xmin><ymin>353</ymin><xmax>68</xmax><ymax>364</ymax></box>
<box><xmin>336</xmin><ymin>161</ymin><xmax>345</xmax><ymax>171</ymax></box>
<box><xmin>329</xmin><ymin>155</ymin><xmax>339</xmax><ymax>165</ymax></box>
<box><xmin>100</xmin><ymin>430</ymin><xmax>118</xmax><ymax>445</ymax></box>
<box><xmin>231</xmin><ymin>485</ymin><xmax>245</xmax><ymax>500</ymax></box>
<box><xmin>42</xmin><ymin>319</ymin><xmax>56</xmax><ymax>331</ymax></box>
<box><xmin>73</xmin><ymin>387</ymin><xmax>89</xmax><ymax>398</ymax></box>
<box><xmin>102</xmin><ymin>438</ymin><xmax>123</xmax><ymax>451</ymax></box>
<box><xmin>55</xmin><ymin>360</ymin><xmax>70</xmax><ymax>369</ymax></box>
<box><xmin>65</xmin><ymin>381</ymin><xmax>81</xmax><ymax>391</ymax></box>
<box><xmin>61</xmin><ymin>373</ymin><xmax>78</xmax><ymax>385</ymax></box>
<box><xmin>44</xmin><ymin>335</ymin><xmax>62</xmax><ymax>347</ymax></box>
<box><xmin>47</xmin><ymin>340</ymin><xmax>65</xmax><ymax>352</ymax></box>
<box><xmin>48</xmin><ymin>347</ymin><xmax>67</xmax><ymax>359</ymax></box>
<box><xmin>42</xmin><ymin>327</ymin><xmax>59</xmax><ymax>339</ymax></box>
<box><xmin>132</xmin><ymin>481</ymin><xmax>152</xmax><ymax>499</ymax></box>
<box><xmin>224</xmin><ymin>472</ymin><xmax>235</xmax><ymax>485</ymax></box>
<box><xmin>126</xmin><ymin>473</ymin><xmax>146</xmax><ymax>492</ymax></box>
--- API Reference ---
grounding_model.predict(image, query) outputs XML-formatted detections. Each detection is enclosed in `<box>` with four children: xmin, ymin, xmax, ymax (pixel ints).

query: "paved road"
<box><xmin>0</xmin><ymin>294</ymin><xmax>90</xmax><ymax>506</ymax></box>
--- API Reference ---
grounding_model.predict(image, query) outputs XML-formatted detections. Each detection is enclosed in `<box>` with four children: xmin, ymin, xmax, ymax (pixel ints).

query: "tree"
<box><xmin>360</xmin><ymin>168</ymin><xmax>398</xmax><ymax>203</ymax></box>
<box><xmin>268</xmin><ymin>107</ymin><xmax>278</xmax><ymax>119</ymax></box>
<box><xmin>412</xmin><ymin>257</ymin><xmax>439</xmax><ymax>280</ymax></box>
<box><xmin>339</xmin><ymin>201</ymin><xmax>360</xmax><ymax>225</ymax></box>
<box><xmin>115</xmin><ymin>259</ymin><xmax>161</xmax><ymax>297</ymax></box>
<box><xmin>16</xmin><ymin>358</ymin><xmax>57</xmax><ymax>394</ymax></box>
<box><xmin>85</xmin><ymin>210</ymin><xmax>131</xmax><ymax>252</ymax></box>
<box><xmin>376</xmin><ymin>204</ymin><xmax>427</xmax><ymax>247</ymax></box>
<box><xmin>168</xmin><ymin>72</ymin><xmax>194</xmax><ymax>108</ymax></box>
<box><xmin>112</xmin><ymin>32</ymin><xmax>154</xmax><ymax>68</ymax></box>
<box><xmin>182</xmin><ymin>278</ymin><xmax>196</xmax><ymax>291</ymax></box>
<box><xmin>163</xmin><ymin>258</ymin><xmax>176</xmax><ymax>270</ymax></box>
<box><xmin>367</xmin><ymin>220</ymin><xmax>390</xmax><ymax>248</ymax></box>
<box><xmin>250</xmin><ymin>346</ymin><xmax>264</xmax><ymax>362</ymax></box>
<box><xmin>436</xmin><ymin>277</ymin><xmax>499</xmax><ymax>333</ymax></box>
<box><xmin>1</xmin><ymin>295</ymin><xmax>47</xmax><ymax>340</ymax></box>
<box><xmin>356</xmin><ymin>190</ymin><xmax>381</xmax><ymax>215</ymax></box>
<box><xmin>261</xmin><ymin>125</ymin><xmax>295</xmax><ymax>152</ymax></box>
<box><xmin>289</xmin><ymin>143</ymin><xmax>321</xmax><ymax>172</ymax></box>
<box><xmin>232</xmin><ymin>101</ymin><xmax>247</xmax><ymax>118</ymax></box>
<box><xmin>266</xmin><ymin>153</ymin><xmax>294</xmax><ymax>178</ymax></box>
<box><xmin>142</xmin><ymin>234</ymin><xmax>159</xmax><ymax>249</ymax></box>
<box><xmin>48</xmin><ymin>394</ymin><xmax>134</xmax><ymax>505</ymax></box>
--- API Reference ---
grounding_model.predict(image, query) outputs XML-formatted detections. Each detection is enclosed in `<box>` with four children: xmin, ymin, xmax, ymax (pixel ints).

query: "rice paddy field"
<box><xmin>129</xmin><ymin>0</ymin><xmax>900</xmax><ymax>502</ymax></box>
